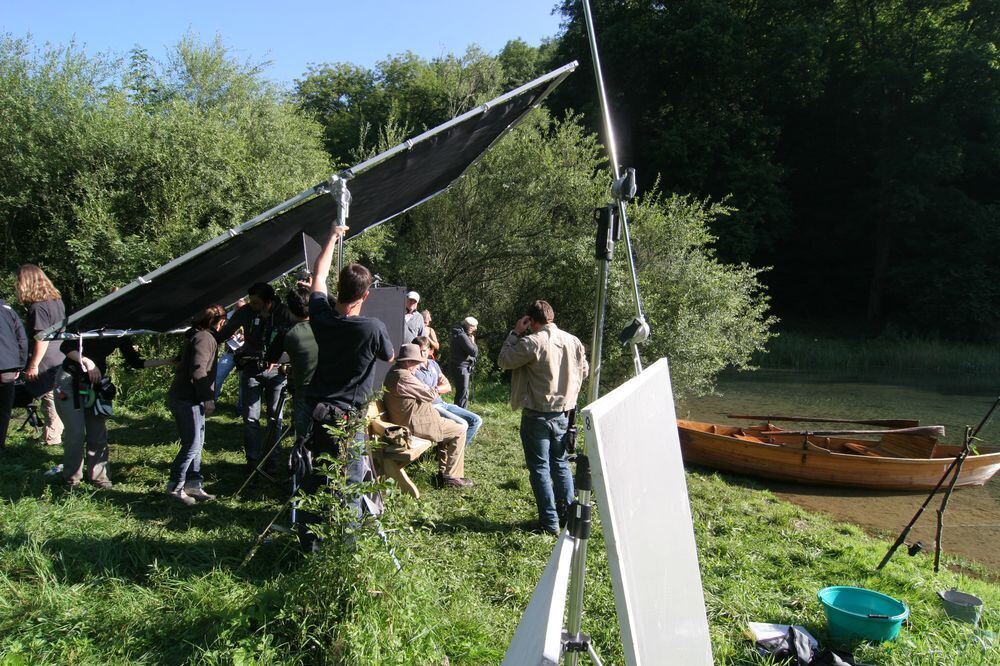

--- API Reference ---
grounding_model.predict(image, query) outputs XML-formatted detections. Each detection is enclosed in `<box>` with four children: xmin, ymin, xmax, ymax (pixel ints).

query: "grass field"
<box><xmin>1</xmin><ymin>378</ymin><xmax>998</xmax><ymax>664</ymax></box>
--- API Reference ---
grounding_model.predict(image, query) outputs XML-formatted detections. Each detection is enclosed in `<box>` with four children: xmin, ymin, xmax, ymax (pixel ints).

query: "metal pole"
<box><xmin>565</xmin><ymin>2</ymin><xmax>617</xmax><ymax>664</ymax></box>
<box><xmin>330</xmin><ymin>176</ymin><xmax>352</xmax><ymax>276</ymax></box>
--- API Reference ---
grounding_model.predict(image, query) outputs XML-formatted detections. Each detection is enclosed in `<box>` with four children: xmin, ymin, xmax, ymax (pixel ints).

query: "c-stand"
<box><xmin>561</xmin><ymin>2</ymin><xmax>651</xmax><ymax>663</ymax></box>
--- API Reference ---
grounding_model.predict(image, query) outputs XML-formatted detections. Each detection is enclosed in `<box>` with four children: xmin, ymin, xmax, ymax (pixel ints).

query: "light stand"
<box><xmin>562</xmin><ymin>1</ymin><xmax>651</xmax><ymax>663</ymax></box>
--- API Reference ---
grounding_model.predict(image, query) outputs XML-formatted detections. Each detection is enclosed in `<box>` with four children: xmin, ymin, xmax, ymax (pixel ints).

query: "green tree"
<box><xmin>372</xmin><ymin>110</ymin><xmax>774</xmax><ymax>396</ymax></box>
<box><xmin>0</xmin><ymin>33</ymin><xmax>331</xmax><ymax>309</ymax></box>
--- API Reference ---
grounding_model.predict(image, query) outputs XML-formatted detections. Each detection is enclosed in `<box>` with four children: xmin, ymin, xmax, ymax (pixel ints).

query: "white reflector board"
<box><xmin>502</xmin><ymin>531</ymin><xmax>574</xmax><ymax>666</ymax></box>
<box><xmin>581</xmin><ymin>357</ymin><xmax>713</xmax><ymax>665</ymax></box>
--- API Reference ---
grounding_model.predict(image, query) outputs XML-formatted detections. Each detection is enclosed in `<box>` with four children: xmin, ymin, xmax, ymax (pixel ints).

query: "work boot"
<box><xmin>185</xmin><ymin>487</ymin><xmax>216</xmax><ymax>502</ymax></box>
<box><xmin>434</xmin><ymin>473</ymin><xmax>473</xmax><ymax>489</ymax></box>
<box><xmin>166</xmin><ymin>482</ymin><xmax>196</xmax><ymax>506</ymax></box>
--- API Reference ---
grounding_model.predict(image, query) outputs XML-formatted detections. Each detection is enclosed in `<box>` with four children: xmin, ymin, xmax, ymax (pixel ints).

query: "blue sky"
<box><xmin>1</xmin><ymin>1</ymin><xmax>565</xmax><ymax>85</ymax></box>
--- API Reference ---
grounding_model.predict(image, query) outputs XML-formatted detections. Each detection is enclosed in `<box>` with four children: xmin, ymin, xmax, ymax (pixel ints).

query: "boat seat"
<box><xmin>843</xmin><ymin>442</ymin><xmax>884</xmax><ymax>457</ymax></box>
<box><xmin>876</xmin><ymin>434</ymin><xmax>938</xmax><ymax>459</ymax></box>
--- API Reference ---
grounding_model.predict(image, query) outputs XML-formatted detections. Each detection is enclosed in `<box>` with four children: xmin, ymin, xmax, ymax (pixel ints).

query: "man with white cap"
<box><xmin>403</xmin><ymin>290</ymin><xmax>426</xmax><ymax>344</ymax></box>
<box><xmin>448</xmin><ymin>316</ymin><xmax>478</xmax><ymax>409</ymax></box>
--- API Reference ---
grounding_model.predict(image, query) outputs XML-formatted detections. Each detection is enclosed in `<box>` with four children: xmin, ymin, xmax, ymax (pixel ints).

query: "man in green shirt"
<box><xmin>284</xmin><ymin>286</ymin><xmax>319</xmax><ymax>440</ymax></box>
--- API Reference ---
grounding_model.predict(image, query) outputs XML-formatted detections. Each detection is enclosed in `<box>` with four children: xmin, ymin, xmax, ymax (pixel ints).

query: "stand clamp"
<box><xmin>561</xmin><ymin>631</ymin><xmax>605</xmax><ymax>666</ymax></box>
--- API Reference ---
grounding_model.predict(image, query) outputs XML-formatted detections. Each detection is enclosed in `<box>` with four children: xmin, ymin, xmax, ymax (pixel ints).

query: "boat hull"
<box><xmin>677</xmin><ymin>420</ymin><xmax>1000</xmax><ymax>490</ymax></box>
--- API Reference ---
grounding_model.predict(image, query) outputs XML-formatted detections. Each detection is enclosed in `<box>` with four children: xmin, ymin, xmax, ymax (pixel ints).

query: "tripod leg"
<box><xmin>240</xmin><ymin>502</ymin><xmax>289</xmax><ymax>568</ymax></box>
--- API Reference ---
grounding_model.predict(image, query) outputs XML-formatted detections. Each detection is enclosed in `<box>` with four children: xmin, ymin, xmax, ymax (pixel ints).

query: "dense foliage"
<box><xmin>549</xmin><ymin>0</ymin><xmax>1000</xmax><ymax>342</ymax></box>
<box><xmin>0</xmin><ymin>35</ymin><xmax>331</xmax><ymax>310</ymax></box>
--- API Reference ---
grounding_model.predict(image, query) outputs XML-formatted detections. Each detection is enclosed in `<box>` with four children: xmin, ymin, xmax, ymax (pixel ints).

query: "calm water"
<box><xmin>678</xmin><ymin>369</ymin><xmax>1000</xmax><ymax>573</ymax></box>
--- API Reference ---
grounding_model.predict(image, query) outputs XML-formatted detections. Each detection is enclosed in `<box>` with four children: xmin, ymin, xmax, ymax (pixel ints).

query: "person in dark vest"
<box><xmin>448</xmin><ymin>316</ymin><xmax>478</xmax><ymax>409</ymax></box>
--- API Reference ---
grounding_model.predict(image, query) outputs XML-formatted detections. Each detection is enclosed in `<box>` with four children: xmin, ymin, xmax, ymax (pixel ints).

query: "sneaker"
<box><xmin>166</xmin><ymin>487</ymin><xmax>196</xmax><ymax>506</ymax></box>
<box><xmin>185</xmin><ymin>487</ymin><xmax>216</xmax><ymax>501</ymax></box>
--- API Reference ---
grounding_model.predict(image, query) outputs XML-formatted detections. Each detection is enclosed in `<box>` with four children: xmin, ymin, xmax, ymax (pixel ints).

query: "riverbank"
<box><xmin>1</xmin><ymin>383</ymin><xmax>997</xmax><ymax>663</ymax></box>
<box><xmin>756</xmin><ymin>330</ymin><xmax>1000</xmax><ymax>376</ymax></box>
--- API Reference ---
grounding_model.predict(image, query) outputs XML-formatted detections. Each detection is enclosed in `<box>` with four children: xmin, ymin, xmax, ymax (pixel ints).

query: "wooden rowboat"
<box><xmin>676</xmin><ymin>420</ymin><xmax>1000</xmax><ymax>490</ymax></box>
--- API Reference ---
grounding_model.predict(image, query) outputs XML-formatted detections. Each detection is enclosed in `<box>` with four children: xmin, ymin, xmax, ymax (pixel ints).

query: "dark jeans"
<box><xmin>240</xmin><ymin>367</ymin><xmax>286</xmax><ymax>469</ymax></box>
<box><xmin>169</xmin><ymin>398</ymin><xmax>205</xmax><ymax>488</ymax></box>
<box><xmin>0</xmin><ymin>381</ymin><xmax>14</xmax><ymax>449</ymax></box>
<box><xmin>296</xmin><ymin>410</ymin><xmax>380</xmax><ymax>553</ymax></box>
<box><xmin>520</xmin><ymin>409</ymin><xmax>574</xmax><ymax>532</ymax></box>
<box><xmin>452</xmin><ymin>366</ymin><xmax>472</xmax><ymax>408</ymax></box>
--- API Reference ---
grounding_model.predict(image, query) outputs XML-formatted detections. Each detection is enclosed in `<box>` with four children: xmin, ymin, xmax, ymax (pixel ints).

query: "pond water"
<box><xmin>678</xmin><ymin>369</ymin><xmax>1000</xmax><ymax>574</ymax></box>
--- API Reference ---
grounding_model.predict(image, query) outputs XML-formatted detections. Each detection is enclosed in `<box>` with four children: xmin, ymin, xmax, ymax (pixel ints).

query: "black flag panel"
<box><xmin>54</xmin><ymin>62</ymin><xmax>577</xmax><ymax>335</ymax></box>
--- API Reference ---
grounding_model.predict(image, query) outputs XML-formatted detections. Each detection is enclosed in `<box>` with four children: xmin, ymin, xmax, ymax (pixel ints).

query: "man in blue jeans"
<box><xmin>498</xmin><ymin>300</ymin><xmax>588</xmax><ymax>535</ymax></box>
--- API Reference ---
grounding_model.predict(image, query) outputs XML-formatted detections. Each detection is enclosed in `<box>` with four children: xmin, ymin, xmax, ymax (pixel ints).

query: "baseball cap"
<box><xmin>406</xmin><ymin>291</ymin><xmax>420</xmax><ymax>302</ymax></box>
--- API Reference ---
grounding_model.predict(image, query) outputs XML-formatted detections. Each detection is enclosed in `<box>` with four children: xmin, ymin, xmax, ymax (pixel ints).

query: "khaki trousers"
<box><xmin>54</xmin><ymin>370</ymin><xmax>110</xmax><ymax>485</ymax></box>
<box><xmin>39</xmin><ymin>389</ymin><xmax>64</xmax><ymax>445</ymax></box>
<box><xmin>435</xmin><ymin>418</ymin><xmax>467</xmax><ymax>479</ymax></box>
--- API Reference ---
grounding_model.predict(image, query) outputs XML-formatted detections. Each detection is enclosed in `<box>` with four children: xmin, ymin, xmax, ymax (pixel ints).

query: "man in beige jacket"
<box><xmin>498</xmin><ymin>300</ymin><xmax>588</xmax><ymax>535</ymax></box>
<box><xmin>383</xmin><ymin>343</ymin><xmax>471</xmax><ymax>488</ymax></box>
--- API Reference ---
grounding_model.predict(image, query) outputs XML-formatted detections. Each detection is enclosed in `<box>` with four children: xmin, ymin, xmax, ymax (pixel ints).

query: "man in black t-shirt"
<box><xmin>297</xmin><ymin>224</ymin><xmax>394</xmax><ymax>552</ymax></box>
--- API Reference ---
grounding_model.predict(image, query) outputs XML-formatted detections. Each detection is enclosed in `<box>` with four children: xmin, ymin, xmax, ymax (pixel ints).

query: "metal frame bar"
<box><xmin>38</xmin><ymin>62</ymin><xmax>578</xmax><ymax>341</ymax></box>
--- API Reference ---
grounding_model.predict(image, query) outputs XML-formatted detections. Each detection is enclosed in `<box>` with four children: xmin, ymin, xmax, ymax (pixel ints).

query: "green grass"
<box><xmin>1</xmin><ymin>380</ymin><xmax>998</xmax><ymax>664</ymax></box>
<box><xmin>757</xmin><ymin>330</ymin><xmax>1000</xmax><ymax>375</ymax></box>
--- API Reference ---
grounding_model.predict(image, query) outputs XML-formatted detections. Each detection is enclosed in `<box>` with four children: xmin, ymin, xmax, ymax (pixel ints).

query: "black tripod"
<box><xmin>877</xmin><ymin>396</ymin><xmax>999</xmax><ymax>571</ymax></box>
<box><xmin>233</xmin><ymin>380</ymin><xmax>293</xmax><ymax>497</ymax></box>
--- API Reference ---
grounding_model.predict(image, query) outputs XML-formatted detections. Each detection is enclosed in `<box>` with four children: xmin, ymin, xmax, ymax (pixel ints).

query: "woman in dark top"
<box><xmin>56</xmin><ymin>336</ymin><xmax>173</xmax><ymax>488</ymax></box>
<box><xmin>166</xmin><ymin>304</ymin><xmax>225</xmax><ymax>505</ymax></box>
<box><xmin>16</xmin><ymin>264</ymin><xmax>66</xmax><ymax>446</ymax></box>
<box><xmin>0</xmin><ymin>300</ymin><xmax>28</xmax><ymax>451</ymax></box>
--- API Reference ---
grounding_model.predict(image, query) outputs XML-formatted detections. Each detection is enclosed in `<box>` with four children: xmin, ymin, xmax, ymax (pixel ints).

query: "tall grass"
<box><xmin>758</xmin><ymin>331</ymin><xmax>1000</xmax><ymax>375</ymax></box>
<box><xmin>0</xmin><ymin>382</ymin><xmax>998</xmax><ymax>664</ymax></box>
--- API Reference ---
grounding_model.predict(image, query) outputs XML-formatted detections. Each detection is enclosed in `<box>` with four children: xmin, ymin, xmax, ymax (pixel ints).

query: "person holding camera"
<box><xmin>55</xmin><ymin>335</ymin><xmax>173</xmax><ymax>489</ymax></box>
<box><xmin>215</xmin><ymin>283</ymin><xmax>295</xmax><ymax>474</ymax></box>
<box><xmin>0</xmin><ymin>298</ymin><xmax>28</xmax><ymax>452</ymax></box>
<box><xmin>166</xmin><ymin>305</ymin><xmax>226</xmax><ymax>505</ymax></box>
<box><xmin>448</xmin><ymin>316</ymin><xmax>478</xmax><ymax>409</ymax></box>
<box><xmin>498</xmin><ymin>300</ymin><xmax>588</xmax><ymax>535</ymax></box>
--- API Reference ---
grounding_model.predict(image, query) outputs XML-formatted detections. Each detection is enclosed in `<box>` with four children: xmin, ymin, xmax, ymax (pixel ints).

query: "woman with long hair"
<box><xmin>166</xmin><ymin>304</ymin><xmax>226</xmax><ymax>505</ymax></box>
<box><xmin>15</xmin><ymin>264</ymin><xmax>65</xmax><ymax>446</ymax></box>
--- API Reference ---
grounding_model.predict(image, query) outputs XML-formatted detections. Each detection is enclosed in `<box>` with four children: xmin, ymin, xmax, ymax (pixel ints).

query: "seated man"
<box><xmin>412</xmin><ymin>336</ymin><xmax>482</xmax><ymax>446</ymax></box>
<box><xmin>383</xmin><ymin>343</ymin><xmax>472</xmax><ymax>489</ymax></box>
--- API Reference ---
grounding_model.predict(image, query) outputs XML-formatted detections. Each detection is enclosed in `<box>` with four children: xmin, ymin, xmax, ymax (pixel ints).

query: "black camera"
<box><xmin>235</xmin><ymin>352</ymin><xmax>267</xmax><ymax>375</ymax></box>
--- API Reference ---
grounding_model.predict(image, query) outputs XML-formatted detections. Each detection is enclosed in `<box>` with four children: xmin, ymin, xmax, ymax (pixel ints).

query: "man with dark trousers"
<box><xmin>298</xmin><ymin>225</ymin><xmax>394</xmax><ymax>552</ymax></box>
<box><xmin>0</xmin><ymin>299</ymin><xmax>28</xmax><ymax>451</ymax></box>
<box><xmin>448</xmin><ymin>316</ymin><xmax>478</xmax><ymax>408</ymax></box>
<box><xmin>498</xmin><ymin>300</ymin><xmax>588</xmax><ymax>535</ymax></box>
<box><xmin>215</xmin><ymin>282</ymin><xmax>295</xmax><ymax>474</ymax></box>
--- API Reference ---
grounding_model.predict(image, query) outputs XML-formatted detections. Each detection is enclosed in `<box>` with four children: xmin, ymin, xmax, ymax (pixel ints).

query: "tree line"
<box><xmin>0</xmin><ymin>29</ymin><xmax>772</xmax><ymax>396</ymax></box>
<box><xmin>547</xmin><ymin>0</ymin><xmax>1000</xmax><ymax>342</ymax></box>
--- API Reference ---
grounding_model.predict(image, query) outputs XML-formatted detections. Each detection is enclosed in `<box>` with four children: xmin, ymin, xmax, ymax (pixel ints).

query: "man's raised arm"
<box><xmin>311</xmin><ymin>225</ymin><xmax>348</xmax><ymax>297</ymax></box>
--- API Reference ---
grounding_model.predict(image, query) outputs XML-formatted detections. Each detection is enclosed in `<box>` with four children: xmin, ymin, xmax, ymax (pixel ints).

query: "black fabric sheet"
<box><xmin>62</xmin><ymin>63</ymin><xmax>575</xmax><ymax>334</ymax></box>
